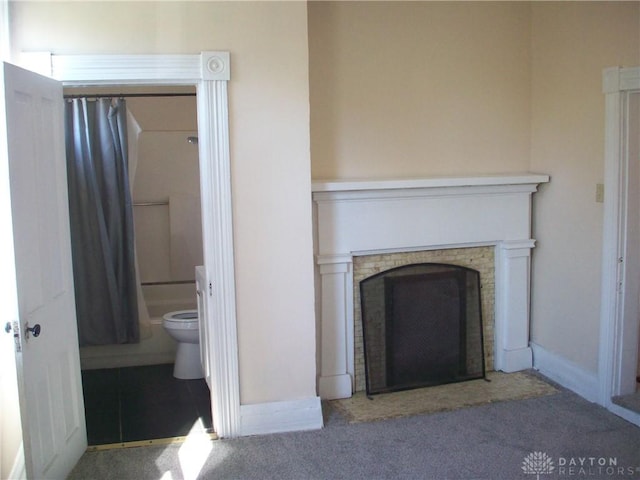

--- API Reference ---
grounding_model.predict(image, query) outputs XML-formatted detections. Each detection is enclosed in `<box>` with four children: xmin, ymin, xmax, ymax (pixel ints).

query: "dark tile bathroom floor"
<box><xmin>81</xmin><ymin>364</ymin><xmax>213</xmax><ymax>446</ymax></box>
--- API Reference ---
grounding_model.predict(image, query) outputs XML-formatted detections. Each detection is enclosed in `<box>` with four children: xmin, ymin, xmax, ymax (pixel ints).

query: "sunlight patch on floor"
<box><xmin>177</xmin><ymin>418</ymin><xmax>215</xmax><ymax>480</ymax></box>
<box><xmin>159</xmin><ymin>471</ymin><xmax>174</xmax><ymax>480</ymax></box>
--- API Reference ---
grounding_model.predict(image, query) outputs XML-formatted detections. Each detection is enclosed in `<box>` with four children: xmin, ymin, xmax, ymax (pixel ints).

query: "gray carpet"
<box><xmin>68</xmin><ymin>387</ymin><xmax>640</xmax><ymax>480</ymax></box>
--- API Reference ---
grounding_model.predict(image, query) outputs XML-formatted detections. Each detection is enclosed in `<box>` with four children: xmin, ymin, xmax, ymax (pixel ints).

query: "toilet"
<box><xmin>162</xmin><ymin>309</ymin><xmax>204</xmax><ymax>379</ymax></box>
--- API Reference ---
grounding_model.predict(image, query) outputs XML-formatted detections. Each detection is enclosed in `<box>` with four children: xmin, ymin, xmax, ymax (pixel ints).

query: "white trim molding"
<box><xmin>50</xmin><ymin>53</ymin><xmax>230</xmax><ymax>84</ymax></box>
<box><xmin>38</xmin><ymin>52</ymin><xmax>241</xmax><ymax>437</ymax></box>
<box><xmin>603</xmin><ymin>66</ymin><xmax>640</xmax><ymax>94</ymax></box>
<box><xmin>313</xmin><ymin>174</ymin><xmax>549</xmax><ymax>399</ymax></box>
<box><xmin>600</xmin><ymin>67</ymin><xmax>640</xmax><ymax>413</ymax></box>
<box><xmin>495</xmin><ymin>240</ymin><xmax>536</xmax><ymax>372</ymax></box>
<box><xmin>239</xmin><ymin>397</ymin><xmax>323</xmax><ymax>437</ymax></box>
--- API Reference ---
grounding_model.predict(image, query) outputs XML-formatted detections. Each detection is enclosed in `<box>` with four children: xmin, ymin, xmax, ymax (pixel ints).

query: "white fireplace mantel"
<box><xmin>312</xmin><ymin>173</ymin><xmax>550</xmax><ymax>400</ymax></box>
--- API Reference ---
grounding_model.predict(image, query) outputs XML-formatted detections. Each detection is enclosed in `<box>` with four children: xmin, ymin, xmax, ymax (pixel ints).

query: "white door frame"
<box><xmin>36</xmin><ymin>52</ymin><xmax>241</xmax><ymax>437</ymax></box>
<box><xmin>599</xmin><ymin>66</ymin><xmax>640</xmax><ymax>425</ymax></box>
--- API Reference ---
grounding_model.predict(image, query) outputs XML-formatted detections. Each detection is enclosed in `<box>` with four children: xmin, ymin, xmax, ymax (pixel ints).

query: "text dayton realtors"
<box><xmin>557</xmin><ymin>457</ymin><xmax>639</xmax><ymax>476</ymax></box>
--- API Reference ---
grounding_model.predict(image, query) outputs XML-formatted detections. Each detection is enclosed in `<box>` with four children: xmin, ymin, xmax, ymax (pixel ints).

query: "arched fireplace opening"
<box><xmin>360</xmin><ymin>263</ymin><xmax>486</xmax><ymax>395</ymax></box>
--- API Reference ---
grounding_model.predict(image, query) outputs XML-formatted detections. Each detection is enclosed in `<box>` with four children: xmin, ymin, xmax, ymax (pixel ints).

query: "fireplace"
<box><xmin>360</xmin><ymin>263</ymin><xmax>485</xmax><ymax>395</ymax></box>
<box><xmin>312</xmin><ymin>174</ymin><xmax>549</xmax><ymax>400</ymax></box>
<box><xmin>353</xmin><ymin>246</ymin><xmax>494</xmax><ymax>393</ymax></box>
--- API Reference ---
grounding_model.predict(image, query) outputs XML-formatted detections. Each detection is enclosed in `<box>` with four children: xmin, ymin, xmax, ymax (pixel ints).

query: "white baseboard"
<box><xmin>531</xmin><ymin>342</ymin><xmax>599</xmax><ymax>403</ymax></box>
<box><xmin>239</xmin><ymin>396</ymin><xmax>323</xmax><ymax>437</ymax></box>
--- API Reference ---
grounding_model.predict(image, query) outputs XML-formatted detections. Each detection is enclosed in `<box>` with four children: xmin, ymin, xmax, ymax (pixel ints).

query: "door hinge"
<box><xmin>209</xmin><ymin>282</ymin><xmax>213</xmax><ymax>296</ymax></box>
<box><xmin>12</xmin><ymin>321</ymin><xmax>21</xmax><ymax>352</ymax></box>
<box><xmin>616</xmin><ymin>257</ymin><xmax>624</xmax><ymax>293</ymax></box>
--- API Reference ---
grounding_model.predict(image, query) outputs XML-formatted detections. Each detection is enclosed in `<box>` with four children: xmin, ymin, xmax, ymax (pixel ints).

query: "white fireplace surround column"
<box><xmin>312</xmin><ymin>174</ymin><xmax>549</xmax><ymax>400</ymax></box>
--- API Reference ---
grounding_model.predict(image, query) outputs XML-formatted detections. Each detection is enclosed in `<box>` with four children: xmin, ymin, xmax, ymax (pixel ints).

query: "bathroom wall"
<box><xmin>133</xmin><ymin>131</ymin><xmax>202</xmax><ymax>284</ymax></box>
<box><xmin>79</xmin><ymin>94</ymin><xmax>202</xmax><ymax>370</ymax></box>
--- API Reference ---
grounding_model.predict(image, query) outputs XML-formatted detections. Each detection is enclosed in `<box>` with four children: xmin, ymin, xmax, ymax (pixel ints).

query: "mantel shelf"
<box><xmin>312</xmin><ymin>173</ymin><xmax>550</xmax><ymax>193</ymax></box>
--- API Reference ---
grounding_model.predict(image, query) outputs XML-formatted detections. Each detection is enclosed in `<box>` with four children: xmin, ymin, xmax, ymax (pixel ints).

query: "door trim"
<box><xmin>35</xmin><ymin>52</ymin><xmax>241</xmax><ymax>437</ymax></box>
<box><xmin>600</xmin><ymin>66</ymin><xmax>640</xmax><ymax>421</ymax></box>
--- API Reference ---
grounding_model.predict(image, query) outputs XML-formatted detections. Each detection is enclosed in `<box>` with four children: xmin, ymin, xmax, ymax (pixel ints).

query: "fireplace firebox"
<box><xmin>360</xmin><ymin>263</ymin><xmax>485</xmax><ymax>395</ymax></box>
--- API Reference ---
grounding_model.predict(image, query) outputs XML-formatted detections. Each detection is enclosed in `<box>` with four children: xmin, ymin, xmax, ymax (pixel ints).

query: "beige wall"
<box><xmin>10</xmin><ymin>1</ymin><xmax>316</xmax><ymax>405</ymax></box>
<box><xmin>530</xmin><ymin>2</ymin><xmax>640</xmax><ymax>372</ymax></box>
<box><xmin>309</xmin><ymin>1</ymin><xmax>532</xmax><ymax>179</ymax></box>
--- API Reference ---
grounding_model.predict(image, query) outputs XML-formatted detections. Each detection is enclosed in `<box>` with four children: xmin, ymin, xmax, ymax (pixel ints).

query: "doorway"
<box><xmin>64</xmin><ymin>87</ymin><xmax>213</xmax><ymax>444</ymax></box>
<box><xmin>609</xmin><ymin>88</ymin><xmax>640</xmax><ymax>415</ymax></box>
<box><xmin>600</xmin><ymin>66</ymin><xmax>640</xmax><ymax>425</ymax></box>
<box><xmin>48</xmin><ymin>52</ymin><xmax>241</xmax><ymax>438</ymax></box>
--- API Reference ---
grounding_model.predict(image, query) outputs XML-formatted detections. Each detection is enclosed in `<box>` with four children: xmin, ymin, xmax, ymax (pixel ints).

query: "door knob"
<box><xmin>25</xmin><ymin>323</ymin><xmax>41</xmax><ymax>338</ymax></box>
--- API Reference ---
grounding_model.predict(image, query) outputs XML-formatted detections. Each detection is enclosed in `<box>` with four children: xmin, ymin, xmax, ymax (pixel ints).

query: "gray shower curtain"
<box><xmin>65</xmin><ymin>98</ymin><xmax>139</xmax><ymax>346</ymax></box>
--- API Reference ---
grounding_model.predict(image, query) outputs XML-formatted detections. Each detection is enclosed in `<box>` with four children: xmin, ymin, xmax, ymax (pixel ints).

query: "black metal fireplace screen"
<box><xmin>360</xmin><ymin>263</ymin><xmax>485</xmax><ymax>395</ymax></box>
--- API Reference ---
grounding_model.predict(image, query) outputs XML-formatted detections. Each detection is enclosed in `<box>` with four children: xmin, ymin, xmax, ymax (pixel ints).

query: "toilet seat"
<box><xmin>163</xmin><ymin>309</ymin><xmax>199</xmax><ymax>330</ymax></box>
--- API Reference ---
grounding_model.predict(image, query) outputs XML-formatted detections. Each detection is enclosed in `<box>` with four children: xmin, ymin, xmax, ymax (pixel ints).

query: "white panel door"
<box><xmin>1</xmin><ymin>61</ymin><xmax>86</xmax><ymax>479</ymax></box>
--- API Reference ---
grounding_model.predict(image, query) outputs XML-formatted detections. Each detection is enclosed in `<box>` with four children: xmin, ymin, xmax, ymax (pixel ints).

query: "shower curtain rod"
<box><xmin>63</xmin><ymin>92</ymin><xmax>196</xmax><ymax>99</ymax></box>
